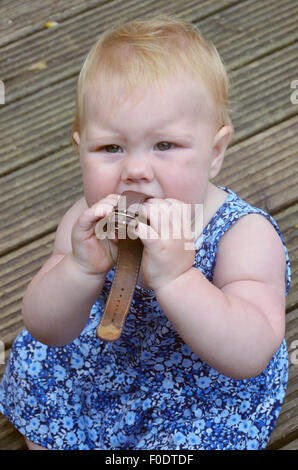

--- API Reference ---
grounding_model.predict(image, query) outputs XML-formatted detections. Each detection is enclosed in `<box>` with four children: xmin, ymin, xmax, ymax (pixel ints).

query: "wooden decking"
<box><xmin>0</xmin><ymin>0</ymin><xmax>297</xmax><ymax>450</ymax></box>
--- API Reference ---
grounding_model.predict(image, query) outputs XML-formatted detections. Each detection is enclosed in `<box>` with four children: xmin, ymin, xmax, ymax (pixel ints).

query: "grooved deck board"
<box><xmin>0</xmin><ymin>0</ymin><xmax>109</xmax><ymax>46</ymax></box>
<box><xmin>214</xmin><ymin>115</ymin><xmax>298</xmax><ymax>213</ymax></box>
<box><xmin>268</xmin><ymin>310</ymin><xmax>298</xmax><ymax>449</ymax></box>
<box><xmin>0</xmin><ymin>0</ymin><xmax>297</xmax><ymax>451</ymax></box>
<box><xmin>0</xmin><ymin>202</ymin><xmax>296</xmax><ymax>350</ymax></box>
<box><xmin>1</xmin><ymin>117</ymin><xmax>296</xmax><ymax>258</ymax></box>
<box><xmin>1</xmin><ymin>39</ymin><xmax>297</xmax><ymax>176</ymax></box>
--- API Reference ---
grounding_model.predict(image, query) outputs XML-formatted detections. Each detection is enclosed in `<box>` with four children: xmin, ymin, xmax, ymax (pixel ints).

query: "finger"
<box><xmin>164</xmin><ymin>201</ymin><xmax>196</xmax><ymax>242</ymax></box>
<box><xmin>132</xmin><ymin>220</ymin><xmax>159</xmax><ymax>245</ymax></box>
<box><xmin>94</xmin><ymin>203</ymin><xmax>115</xmax><ymax>218</ymax></box>
<box><xmin>76</xmin><ymin>207</ymin><xmax>100</xmax><ymax>232</ymax></box>
<box><xmin>94</xmin><ymin>196</ymin><xmax>124</xmax><ymax>241</ymax></box>
<box><xmin>140</xmin><ymin>202</ymin><xmax>176</xmax><ymax>236</ymax></box>
<box><xmin>77</xmin><ymin>195</ymin><xmax>120</xmax><ymax>235</ymax></box>
<box><xmin>101</xmin><ymin>237</ymin><xmax>118</xmax><ymax>263</ymax></box>
<box><xmin>93</xmin><ymin>194</ymin><xmax>121</xmax><ymax>217</ymax></box>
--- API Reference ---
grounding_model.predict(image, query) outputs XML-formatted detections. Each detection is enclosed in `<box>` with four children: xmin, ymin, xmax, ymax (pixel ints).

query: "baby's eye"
<box><xmin>104</xmin><ymin>144</ymin><xmax>122</xmax><ymax>153</ymax></box>
<box><xmin>155</xmin><ymin>141</ymin><xmax>174</xmax><ymax>151</ymax></box>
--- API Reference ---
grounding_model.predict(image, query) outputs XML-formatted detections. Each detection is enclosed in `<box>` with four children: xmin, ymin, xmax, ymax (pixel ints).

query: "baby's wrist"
<box><xmin>154</xmin><ymin>268</ymin><xmax>195</xmax><ymax>298</ymax></box>
<box><xmin>68</xmin><ymin>252</ymin><xmax>108</xmax><ymax>281</ymax></box>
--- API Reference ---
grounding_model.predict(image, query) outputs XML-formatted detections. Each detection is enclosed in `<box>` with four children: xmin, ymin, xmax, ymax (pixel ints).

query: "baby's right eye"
<box><xmin>103</xmin><ymin>144</ymin><xmax>122</xmax><ymax>153</ymax></box>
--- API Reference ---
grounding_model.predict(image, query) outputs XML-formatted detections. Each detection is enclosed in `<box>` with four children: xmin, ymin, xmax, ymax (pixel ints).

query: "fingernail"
<box><xmin>95</xmin><ymin>207</ymin><xmax>106</xmax><ymax>218</ymax></box>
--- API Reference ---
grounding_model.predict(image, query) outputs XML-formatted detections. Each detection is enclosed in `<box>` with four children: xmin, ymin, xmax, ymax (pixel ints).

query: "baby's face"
<box><xmin>75</xmin><ymin>76</ymin><xmax>225</xmax><ymax>208</ymax></box>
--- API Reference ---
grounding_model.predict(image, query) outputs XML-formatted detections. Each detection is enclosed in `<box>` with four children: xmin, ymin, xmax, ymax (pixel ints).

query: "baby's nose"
<box><xmin>121</xmin><ymin>154</ymin><xmax>154</xmax><ymax>183</ymax></box>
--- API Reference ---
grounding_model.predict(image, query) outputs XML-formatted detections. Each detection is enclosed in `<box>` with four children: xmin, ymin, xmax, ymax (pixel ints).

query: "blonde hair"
<box><xmin>72</xmin><ymin>14</ymin><xmax>232</xmax><ymax>150</ymax></box>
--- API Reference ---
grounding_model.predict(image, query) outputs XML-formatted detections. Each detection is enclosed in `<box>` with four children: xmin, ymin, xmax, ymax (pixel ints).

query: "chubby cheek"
<box><xmin>81</xmin><ymin>156</ymin><xmax>118</xmax><ymax>206</ymax></box>
<box><xmin>161</xmin><ymin>158</ymin><xmax>208</xmax><ymax>204</ymax></box>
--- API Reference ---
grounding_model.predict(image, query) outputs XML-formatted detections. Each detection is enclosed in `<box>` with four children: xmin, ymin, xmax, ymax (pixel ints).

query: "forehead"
<box><xmin>83</xmin><ymin>74</ymin><xmax>217</xmax><ymax>133</ymax></box>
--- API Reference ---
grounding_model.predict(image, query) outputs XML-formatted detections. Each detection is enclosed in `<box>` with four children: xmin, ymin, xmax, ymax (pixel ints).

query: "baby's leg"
<box><xmin>25</xmin><ymin>438</ymin><xmax>48</xmax><ymax>451</ymax></box>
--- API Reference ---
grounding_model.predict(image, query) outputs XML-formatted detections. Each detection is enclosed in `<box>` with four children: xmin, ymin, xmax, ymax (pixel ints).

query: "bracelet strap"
<box><xmin>95</xmin><ymin>190</ymin><xmax>151</xmax><ymax>341</ymax></box>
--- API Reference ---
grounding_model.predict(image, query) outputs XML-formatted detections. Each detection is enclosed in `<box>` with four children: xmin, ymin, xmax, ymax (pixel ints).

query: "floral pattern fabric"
<box><xmin>0</xmin><ymin>187</ymin><xmax>291</xmax><ymax>450</ymax></box>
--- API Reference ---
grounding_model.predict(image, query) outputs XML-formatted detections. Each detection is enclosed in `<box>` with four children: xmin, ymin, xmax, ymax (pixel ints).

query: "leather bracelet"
<box><xmin>95</xmin><ymin>190</ymin><xmax>151</xmax><ymax>341</ymax></box>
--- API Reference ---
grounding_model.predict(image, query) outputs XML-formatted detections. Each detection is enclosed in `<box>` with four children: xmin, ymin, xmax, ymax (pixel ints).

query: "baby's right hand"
<box><xmin>71</xmin><ymin>194</ymin><xmax>121</xmax><ymax>276</ymax></box>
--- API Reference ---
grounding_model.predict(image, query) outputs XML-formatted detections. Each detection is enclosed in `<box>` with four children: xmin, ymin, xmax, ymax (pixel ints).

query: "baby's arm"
<box><xmin>22</xmin><ymin>195</ymin><xmax>120</xmax><ymax>346</ymax></box>
<box><xmin>155</xmin><ymin>214</ymin><xmax>287</xmax><ymax>379</ymax></box>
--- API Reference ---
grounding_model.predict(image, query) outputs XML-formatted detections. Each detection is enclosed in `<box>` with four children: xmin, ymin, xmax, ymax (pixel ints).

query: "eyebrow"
<box><xmin>86</xmin><ymin>135</ymin><xmax>122</xmax><ymax>144</ymax></box>
<box><xmin>152</xmin><ymin>131</ymin><xmax>194</xmax><ymax>141</ymax></box>
<box><xmin>86</xmin><ymin>131</ymin><xmax>194</xmax><ymax>144</ymax></box>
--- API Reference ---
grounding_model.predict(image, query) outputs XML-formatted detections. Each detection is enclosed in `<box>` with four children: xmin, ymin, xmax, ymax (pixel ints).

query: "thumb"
<box><xmin>101</xmin><ymin>238</ymin><xmax>118</xmax><ymax>263</ymax></box>
<box><xmin>133</xmin><ymin>220</ymin><xmax>159</xmax><ymax>247</ymax></box>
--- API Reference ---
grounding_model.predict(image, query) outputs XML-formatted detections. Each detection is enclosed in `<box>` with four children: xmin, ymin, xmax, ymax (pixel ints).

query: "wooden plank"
<box><xmin>1</xmin><ymin>114</ymin><xmax>297</xmax><ymax>258</ymax></box>
<box><xmin>0</xmin><ymin>0</ymin><xmax>233</xmax><ymax>102</ymax></box>
<box><xmin>0</xmin><ymin>346</ymin><xmax>27</xmax><ymax>448</ymax></box>
<box><xmin>1</xmin><ymin>0</ymin><xmax>243</xmax><ymax>177</ymax></box>
<box><xmin>0</xmin><ymin>294</ymin><xmax>296</xmax><ymax>450</ymax></box>
<box><xmin>227</xmin><ymin>42</ymin><xmax>298</xmax><ymax>141</ymax></box>
<box><xmin>1</xmin><ymin>36</ymin><xmax>297</xmax><ymax>177</ymax></box>
<box><xmin>268</xmin><ymin>386</ymin><xmax>298</xmax><ymax>449</ymax></box>
<box><xmin>214</xmin><ymin>115</ymin><xmax>298</xmax><ymax>214</ymax></box>
<box><xmin>0</xmin><ymin>0</ymin><xmax>241</xmax><ymax>47</ymax></box>
<box><xmin>274</xmin><ymin>204</ymin><xmax>298</xmax><ymax>310</ymax></box>
<box><xmin>1</xmin><ymin>0</ymin><xmax>298</xmax><ymax>106</ymax></box>
<box><xmin>0</xmin><ymin>0</ymin><xmax>109</xmax><ymax>47</ymax></box>
<box><xmin>0</xmin><ymin>146</ymin><xmax>82</xmax><ymax>256</ymax></box>
<box><xmin>280</xmin><ymin>438</ymin><xmax>298</xmax><ymax>450</ymax></box>
<box><xmin>198</xmin><ymin>0</ymin><xmax>298</xmax><ymax>69</ymax></box>
<box><xmin>0</xmin><ymin>201</ymin><xmax>296</xmax><ymax>351</ymax></box>
<box><xmin>0</xmin><ymin>419</ymin><xmax>26</xmax><ymax>450</ymax></box>
<box><xmin>0</xmin><ymin>213</ymin><xmax>296</xmax><ymax>449</ymax></box>
<box><xmin>0</xmin><ymin>0</ymin><xmax>296</xmax><ymax>452</ymax></box>
<box><xmin>0</xmin><ymin>233</ymin><xmax>55</xmax><ymax>346</ymax></box>
<box><xmin>0</xmin><ymin>0</ymin><xmax>295</xmax><ymax>114</ymax></box>
<box><xmin>268</xmin><ymin>310</ymin><xmax>298</xmax><ymax>449</ymax></box>
<box><xmin>0</xmin><ymin>76</ymin><xmax>78</xmax><ymax>175</ymax></box>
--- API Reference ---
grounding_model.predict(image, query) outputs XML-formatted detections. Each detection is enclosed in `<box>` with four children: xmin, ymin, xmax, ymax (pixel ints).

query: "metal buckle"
<box><xmin>113</xmin><ymin>209</ymin><xmax>137</xmax><ymax>231</ymax></box>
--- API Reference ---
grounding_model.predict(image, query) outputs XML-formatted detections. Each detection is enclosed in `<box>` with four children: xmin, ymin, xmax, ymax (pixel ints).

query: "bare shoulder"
<box><xmin>213</xmin><ymin>212</ymin><xmax>287</xmax><ymax>344</ymax></box>
<box><xmin>53</xmin><ymin>197</ymin><xmax>88</xmax><ymax>255</ymax></box>
<box><xmin>213</xmin><ymin>212</ymin><xmax>286</xmax><ymax>290</ymax></box>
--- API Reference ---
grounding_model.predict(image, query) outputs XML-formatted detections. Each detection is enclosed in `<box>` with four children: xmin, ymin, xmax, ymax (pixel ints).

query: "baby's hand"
<box><xmin>71</xmin><ymin>194</ymin><xmax>121</xmax><ymax>276</ymax></box>
<box><xmin>134</xmin><ymin>198</ymin><xmax>196</xmax><ymax>291</ymax></box>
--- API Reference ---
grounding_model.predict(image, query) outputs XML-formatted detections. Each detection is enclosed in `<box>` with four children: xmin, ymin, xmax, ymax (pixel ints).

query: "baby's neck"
<box><xmin>202</xmin><ymin>183</ymin><xmax>228</xmax><ymax>229</ymax></box>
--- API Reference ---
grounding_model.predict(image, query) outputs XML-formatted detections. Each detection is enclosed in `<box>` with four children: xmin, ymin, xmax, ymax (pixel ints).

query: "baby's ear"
<box><xmin>209</xmin><ymin>125</ymin><xmax>233</xmax><ymax>179</ymax></box>
<box><xmin>72</xmin><ymin>131</ymin><xmax>80</xmax><ymax>147</ymax></box>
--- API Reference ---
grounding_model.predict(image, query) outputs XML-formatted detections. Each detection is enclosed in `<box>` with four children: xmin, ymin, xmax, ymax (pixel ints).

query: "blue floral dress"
<box><xmin>0</xmin><ymin>187</ymin><xmax>291</xmax><ymax>450</ymax></box>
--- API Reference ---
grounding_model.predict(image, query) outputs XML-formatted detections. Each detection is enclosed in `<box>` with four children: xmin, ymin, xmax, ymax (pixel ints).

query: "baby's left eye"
<box><xmin>155</xmin><ymin>141</ymin><xmax>174</xmax><ymax>151</ymax></box>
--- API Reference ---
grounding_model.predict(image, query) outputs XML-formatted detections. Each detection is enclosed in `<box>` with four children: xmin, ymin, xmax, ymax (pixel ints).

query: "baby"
<box><xmin>0</xmin><ymin>15</ymin><xmax>291</xmax><ymax>450</ymax></box>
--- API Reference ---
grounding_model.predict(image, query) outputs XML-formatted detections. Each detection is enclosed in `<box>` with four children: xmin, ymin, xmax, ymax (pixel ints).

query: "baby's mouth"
<box><xmin>118</xmin><ymin>189</ymin><xmax>161</xmax><ymax>199</ymax></box>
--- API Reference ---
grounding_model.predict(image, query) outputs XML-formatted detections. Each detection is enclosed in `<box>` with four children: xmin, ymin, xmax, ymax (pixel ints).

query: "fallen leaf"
<box><xmin>44</xmin><ymin>21</ymin><xmax>59</xmax><ymax>29</ymax></box>
<box><xmin>27</xmin><ymin>61</ymin><xmax>47</xmax><ymax>71</ymax></box>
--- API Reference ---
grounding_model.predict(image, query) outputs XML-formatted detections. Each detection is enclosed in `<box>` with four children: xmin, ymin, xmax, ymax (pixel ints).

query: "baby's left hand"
<box><xmin>132</xmin><ymin>198</ymin><xmax>196</xmax><ymax>292</ymax></box>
